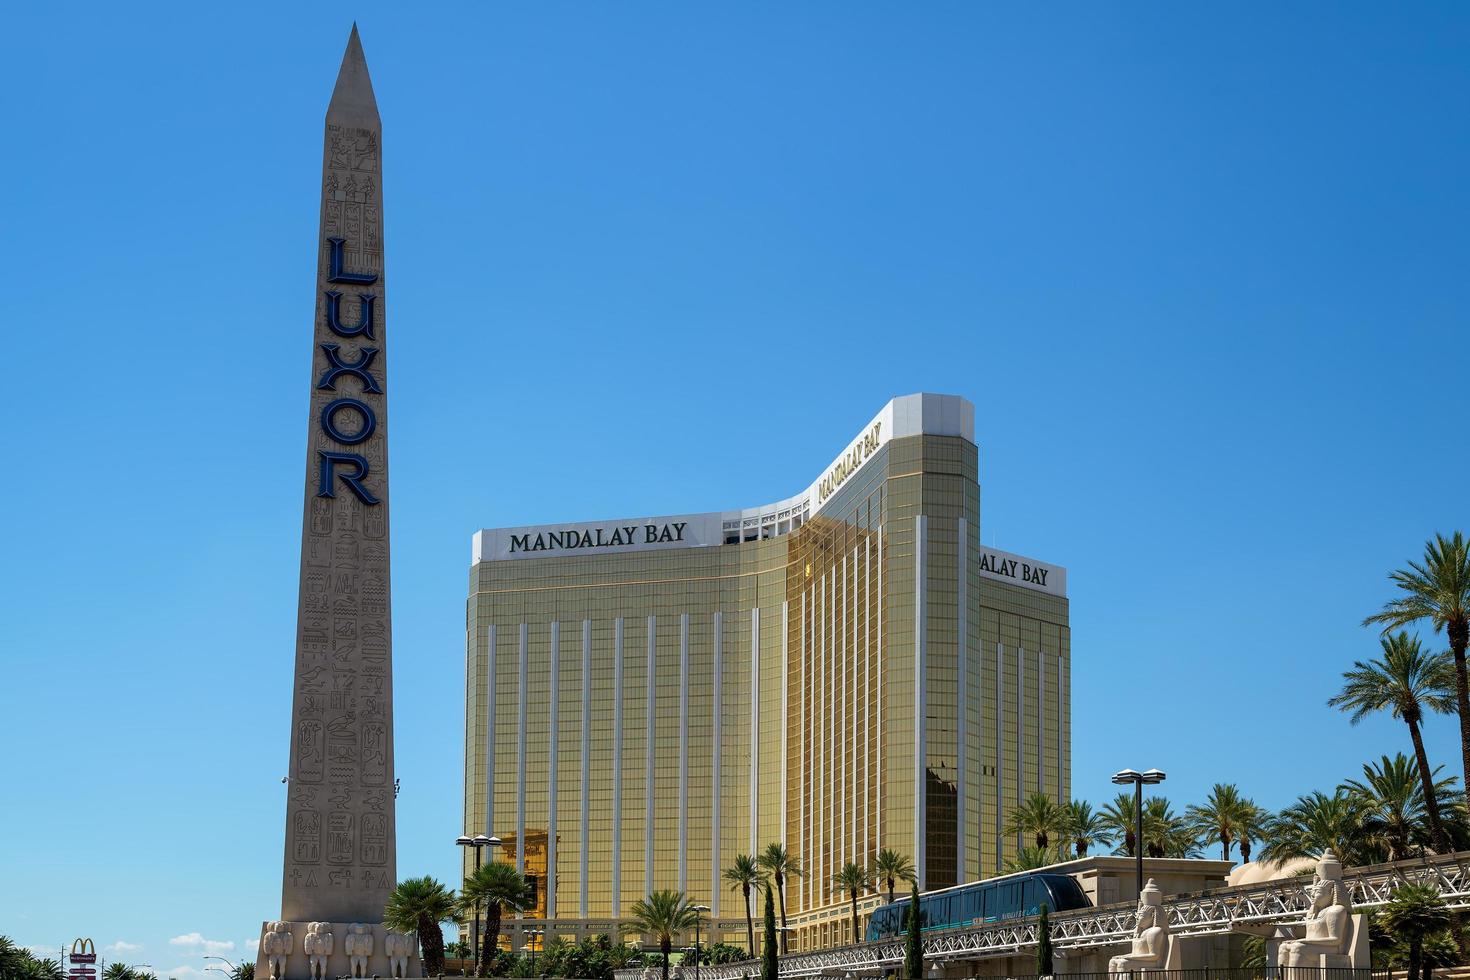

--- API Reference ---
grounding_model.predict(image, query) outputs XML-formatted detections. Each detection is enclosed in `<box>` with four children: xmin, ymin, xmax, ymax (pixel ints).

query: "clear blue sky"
<box><xmin>3</xmin><ymin>0</ymin><xmax>1468</xmax><ymax>970</ymax></box>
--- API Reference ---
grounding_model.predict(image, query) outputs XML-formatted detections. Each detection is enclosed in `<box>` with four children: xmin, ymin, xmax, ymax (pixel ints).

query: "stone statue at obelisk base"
<box><xmin>1268</xmin><ymin>850</ymin><xmax>1368</xmax><ymax>971</ymax></box>
<box><xmin>256</xmin><ymin>26</ymin><xmax>417</xmax><ymax>980</ymax></box>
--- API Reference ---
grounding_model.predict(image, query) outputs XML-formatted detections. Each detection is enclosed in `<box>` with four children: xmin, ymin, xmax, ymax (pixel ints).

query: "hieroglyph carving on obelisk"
<box><xmin>281</xmin><ymin>24</ymin><xmax>396</xmax><ymax>925</ymax></box>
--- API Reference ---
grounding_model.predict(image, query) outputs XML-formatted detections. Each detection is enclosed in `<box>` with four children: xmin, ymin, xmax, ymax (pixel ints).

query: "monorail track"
<box><xmin>613</xmin><ymin>851</ymin><xmax>1470</xmax><ymax>979</ymax></box>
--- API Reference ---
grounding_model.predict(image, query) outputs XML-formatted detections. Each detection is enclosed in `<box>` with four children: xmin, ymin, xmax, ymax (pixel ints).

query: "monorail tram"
<box><xmin>865</xmin><ymin>870</ymin><xmax>1091</xmax><ymax>942</ymax></box>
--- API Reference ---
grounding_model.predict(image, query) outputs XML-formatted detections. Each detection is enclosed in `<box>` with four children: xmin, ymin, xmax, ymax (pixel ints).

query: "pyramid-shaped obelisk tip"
<box><xmin>327</xmin><ymin>23</ymin><xmax>379</xmax><ymax>126</ymax></box>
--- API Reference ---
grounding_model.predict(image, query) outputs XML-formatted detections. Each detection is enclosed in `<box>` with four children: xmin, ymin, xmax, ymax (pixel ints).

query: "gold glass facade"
<box><xmin>463</xmin><ymin>396</ymin><xmax>1070</xmax><ymax>949</ymax></box>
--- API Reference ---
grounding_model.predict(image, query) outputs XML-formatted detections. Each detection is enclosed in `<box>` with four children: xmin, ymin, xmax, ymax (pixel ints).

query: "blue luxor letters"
<box><xmin>316</xmin><ymin>237</ymin><xmax>382</xmax><ymax>506</ymax></box>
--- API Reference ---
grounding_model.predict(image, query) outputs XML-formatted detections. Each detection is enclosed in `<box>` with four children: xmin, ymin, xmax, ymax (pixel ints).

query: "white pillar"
<box><xmin>646</xmin><ymin>616</ymin><xmax>657</xmax><ymax>899</ymax></box>
<box><xmin>547</xmin><ymin>621</ymin><xmax>559</xmax><ymax>918</ymax></box>
<box><xmin>612</xmin><ymin>617</ymin><xmax>624</xmax><ymax>916</ymax></box>
<box><xmin>580</xmin><ymin>620</ymin><xmax>591</xmax><ymax>918</ymax></box>
<box><xmin>995</xmin><ymin>641</ymin><xmax>1003</xmax><ymax>871</ymax></box>
<box><xmin>914</xmin><ymin>515</ymin><xmax>927</xmax><ymax>889</ymax></box>
<box><xmin>956</xmin><ymin>518</ymin><xmax>968</xmax><ymax>880</ymax></box>
<box><xmin>749</xmin><ymin>607</ymin><xmax>760</xmax><ymax>857</ymax></box>
<box><xmin>678</xmin><ymin>613</ymin><xmax>689</xmax><ymax>892</ymax></box>
<box><xmin>485</xmin><ymin>624</ymin><xmax>496</xmax><ymax>836</ymax></box>
<box><xmin>712</xmin><ymin>612</ymin><xmax>723</xmax><ymax>917</ymax></box>
<box><xmin>517</xmin><ymin>622</ymin><xmax>528</xmax><ymax>872</ymax></box>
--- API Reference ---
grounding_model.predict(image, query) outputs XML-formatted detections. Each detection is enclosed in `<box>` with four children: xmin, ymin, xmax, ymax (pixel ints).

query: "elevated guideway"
<box><xmin>617</xmin><ymin>851</ymin><xmax>1470</xmax><ymax>979</ymax></box>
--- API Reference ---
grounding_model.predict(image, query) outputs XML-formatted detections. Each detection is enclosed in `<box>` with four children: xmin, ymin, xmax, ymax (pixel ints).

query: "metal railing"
<box><xmin>612</xmin><ymin>850</ymin><xmax>1470</xmax><ymax>980</ymax></box>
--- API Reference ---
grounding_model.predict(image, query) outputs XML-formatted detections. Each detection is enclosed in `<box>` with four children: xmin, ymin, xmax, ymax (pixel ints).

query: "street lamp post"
<box><xmin>458</xmin><ymin>833</ymin><xmax>503</xmax><ymax>970</ymax></box>
<box><xmin>691</xmin><ymin>905</ymin><xmax>710</xmax><ymax>980</ymax></box>
<box><xmin>1110</xmin><ymin>768</ymin><xmax>1166</xmax><ymax>899</ymax></box>
<box><xmin>526</xmin><ymin>929</ymin><xmax>544</xmax><ymax>973</ymax></box>
<box><xmin>457</xmin><ymin>835</ymin><xmax>481</xmax><ymax>964</ymax></box>
<box><xmin>201</xmin><ymin>956</ymin><xmax>235</xmax><ymax>980</ymax></box>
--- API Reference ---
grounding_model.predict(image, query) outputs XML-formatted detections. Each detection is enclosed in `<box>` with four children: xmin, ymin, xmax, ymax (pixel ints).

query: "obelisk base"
<box><xmin>255</xmin><ymin>921</ymin><xmax>421</xmax><ymax>980</ymax></box>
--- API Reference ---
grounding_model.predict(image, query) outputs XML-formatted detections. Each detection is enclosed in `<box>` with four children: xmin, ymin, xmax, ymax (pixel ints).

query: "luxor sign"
<box><xmin>315</xmin><ymin>237</ymin><xmax>384</xmax><ymax>507</ymax></box>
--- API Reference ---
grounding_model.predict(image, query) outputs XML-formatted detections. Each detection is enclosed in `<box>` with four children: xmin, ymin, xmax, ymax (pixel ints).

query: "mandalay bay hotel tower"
<box><xmin>463</xmin><ymin>394</ymin><xmax>1070</xmax><ymax>950</ymax></box>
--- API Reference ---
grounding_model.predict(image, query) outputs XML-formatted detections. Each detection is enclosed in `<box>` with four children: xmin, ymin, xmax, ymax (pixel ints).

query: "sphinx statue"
<box><xmin>1108</xmin><ymin>879</ymin><xmax>1173</xmax><ymax>975</ymax></box>
<box><xmin>345</xmin><ymin>923</ymin><xmax>374</xmax><ymax>979</ymax></box>
<box><xmin>304</xmin><ymin>923</ymin><xmax>334</xmax><ymax>980</ymax></box>
<box><xmin>262</xmin><ymin>922</ymin><xmax>294</xmax><ymax>980</ymax></box>
<box><xmin>384</xmin><ymin>930</ymin><xmax>413</xmax><ymax>980</ymax></box>
<box><xmin>1279</xmin><ymin>851</ymin><xmax>1355</xmax><ymax>968</ymax></box>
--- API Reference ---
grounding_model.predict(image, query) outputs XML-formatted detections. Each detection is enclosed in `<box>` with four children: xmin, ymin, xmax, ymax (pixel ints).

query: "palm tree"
<box><xmin>1142</xmin><ymin>798</ymin><xmax>1197</xmax><ymax>858</ymax></box>
<box><xmin>24</xmin><ymin>960</ymin><xmax>64</xmax><ymax>980</ymax></box>
<box><xmin>757</xmin><ymin>843</ymin><xmax>802</xmax><ymax>954</ymax></box>
<box><xmin>1101</xmin><ymin>792</ymin><xmax>1139</xmax><ymax>856</ymax></box>
<box><xmin>1003</xmin><ymin>846</ymin><xmax>1061</xmax><ymax>873</ymax></box>
<box><xmin>0</xmin><ymin>938</ymin><xmax>25</xmax><ymax>980</ymax></box>
<box><xmin>1344</xmin><ymin>753</ymin><xmax>1458</xmax><ymax>862</ymax></box>
<box><xmin>385</xmin><ymin>875</ymin><xmax>458</xmax><ymax>976</ymax></box>
<box><xmin>1235</xmin><ymin>802</ymin><xmax>1271</xmax><ymax>864</ymax></box>
<box><xmin>625</xmin><ymin>890</ymin><xmax>699</xmax><ymax>980</ymax></box>
<box><xmin>1061</xmin><ymin>800</ymin><xmax>1113</xmax><ymax>858</ymax></box>
<box><xmin>1419</xmin><ymin>930</ymin><xmax>1461</xmax><ymax>980</ymax></box>
<box><xmin>1185</xmin><ymin>783</ymin><xmax>1250</xmax><ymax>861</ymax></box>
<box><xmin>869</xmin><ymin>849</ymin><xmax>916</xmax><ymax>906</ymax></box>
<box><xmin>1260</xmin><ymin>790</ymin><xmax>1367</xmax><ymax>866</ymax></box>
<box><xmin>1005</xmin><ymin>793</ymin><xmax>1066</xmax><ymax>850</ymax></box>
<box><xmin>1379</xmin><ymin>882</ymin><xmax>1452</xmax><ymax>980</ymax></box>
<box><xmin>1365</xmin><ymin>532</ymin><xmax>1470</xmax><ymax>797</ymax></box>
<box><xmin>460</xmin><ymin>861</ymin><xmax>534</xmax><ymax>977</ymax></box>
<box><xmin>722</xmin><ymin>854</ymin><xmax>766</xmax><ymax>958</ymax></box>
<box><xmin>832</xmin><ymin>861</ymin><xmax>873</xmax><ymax>946</ymax></box>
<box><xmin>1329</xmin><ymin>631</ymin><xmax>1455</xmax><ymax>851</ymax></box>
<box><xmin>102</xmin><ymin>965</ymin><xmax>135</xmax><ymax>980</ymax></box>
<box><xmin>228</xmin><ymin>965</ymin><xmax>254</xmax><ymax>980</ymax></box>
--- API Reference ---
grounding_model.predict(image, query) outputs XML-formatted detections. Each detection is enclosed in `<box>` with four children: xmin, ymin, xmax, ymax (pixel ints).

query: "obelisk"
<box><xmin>259</xmin><ymin>26</ymin><xmax>406</xmax><ymax>980</ymax></box>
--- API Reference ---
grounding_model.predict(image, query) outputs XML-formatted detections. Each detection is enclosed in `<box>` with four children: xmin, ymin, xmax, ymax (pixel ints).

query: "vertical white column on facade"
<box><xmin>815</xmin><ymin>575</ymin><xmax>825</xmax><ymax>906</ymax></box>
<box><xmin>955</xmin><ymin>518</ymin><xmax>968</xmax><ymax>880</ymax></box>
<box><xmin>877</xmin><ymin>527</ymin><xmax>884</xmax><ymax>851</ymax></box>
<box><xmin>1057</xmin><ymin>654</ymin><xmax>1066</xmax><ymax>802</ymax></box>
<box><xmin>749</xmin><ymin>607</ymin><xmax>760</xmax><ymax>857</ymax></box>
<box><xmin>485</xmin><ymin>624</ymin><xmax>496</xmax><ymax>836</ymax></box>
<box><xmin>1037</xmin><ymin>647</ymin><xmax>1045</xmax><ymax>796</ymax></box>
<box><xmin>1018</xmin><ymin>647</ymin><xmax>1027</xmax><ymax>798</ymax></box>
<box><xmin>547</xmin><ymin>622</ymin><xmax>559</xmax><ymax>919</ymax></box>
<box><xmin>995</xmin><ymin>641</ymin><xmax>1004</xmax><ymax>871</ymax></box>
<box><xmin>914</xmin><ymin>514</ymin><xmax>927</xmax><ymax>890</ymax></box>
<box><xmin>517</xmin><ymin>622</ymin><xmax>528</xmax><ymax>872</ymax></box>
<box><xmin>863</xmin><ymin>538</ymin><xmax>872</xmax><ymax>862</ymax></box>
<box><xmin>780</xmin><ymin>600</ymin><xmax>789</xmax><ymax>860</ymax></box>
<box><xmin>580</xmin><ymin>620</ymin><xmax>591</xmax><ymax>919</ymax></box>
<box><xmin>825</xmin><ymin>569</ymin><xmax>834</xmax><ymax>900</ymax></box>
<box><xmin>840</xmin><ymin>552</ymin><xmax>848</xmax><ymax>865</ymax></box>
<box><xmin>678</xmin><ymin>613</ymin><xmax>690</xmax><ymax>892</ymax></box>
<box><xmin>646</xmin><ymin>616</ymin><xmax>657</xmax><ymax>900</ymax></box>
<box><xmin>712</xmin><ymin>613</ymin><xmax>723</xmax><ymax>918</ymax></box>
<box><xmin>612</xmin><ymin>618</ymin><xmax>624</xmax><ymax>916</ymax></box>
<box><xmin>850</xmin><ymin>545</ymin><xmax>859</xmax><ymax>863</ymax></box>
<box><xmin>799</xmin><ymin>590</ymin><xmax>809</xmax><ymax>911</ymax></box>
